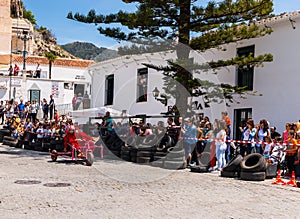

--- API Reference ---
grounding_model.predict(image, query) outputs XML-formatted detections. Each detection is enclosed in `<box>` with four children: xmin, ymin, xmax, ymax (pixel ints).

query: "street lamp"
<box><xmin>152</xmin><ymin>87</ymin><xmax>167</xmax><ymax>106</ymax></box>
<box><xmin>17</xmin><ymin>29</ymin><xmax>32</xmax><ymax>71</ymax></box>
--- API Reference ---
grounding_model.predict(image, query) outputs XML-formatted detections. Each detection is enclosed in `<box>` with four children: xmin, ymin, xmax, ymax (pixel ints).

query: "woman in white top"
<box><xmin>215</xmin><ymin>120</ymin><xmax>227</xmax><ymax>171</ymax></box>
<box><xmin>30</xmin><ymin>100</ymin><xmax>38</xmax><ymax>122</ymax></box>
<box><xmin>255</xmin><ymin>119</ymin><xmax>271</xmax><ymax>155</ymax></box>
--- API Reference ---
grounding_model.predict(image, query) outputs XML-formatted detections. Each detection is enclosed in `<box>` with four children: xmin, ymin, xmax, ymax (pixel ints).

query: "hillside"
<box><xmin>60</xmin><ymin>42</ymin><xmax>119</xmax><ymax>62</ymax></box>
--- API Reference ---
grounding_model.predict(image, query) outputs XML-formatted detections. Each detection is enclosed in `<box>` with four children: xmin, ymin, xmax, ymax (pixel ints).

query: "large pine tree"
<box><xmin>67</xmin><ymin>0</ymin><xmax>273</xmax><ymax>115</ymax></box>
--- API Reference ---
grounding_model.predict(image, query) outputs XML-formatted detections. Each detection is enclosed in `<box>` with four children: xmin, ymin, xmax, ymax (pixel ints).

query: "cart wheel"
<box><xmin>51</xmin><ymin>155</ymin><xmax>57</xmax><ymax>162</ymax></box>
<box><xmin>86</xmin><ymin>152</ymin><xmax>94</xmax><ymax>166</ymax></box>
<box><xmin>51</xmin><ymin>150</ymin><xmax>58</xmax><ymax>162</ymax></box>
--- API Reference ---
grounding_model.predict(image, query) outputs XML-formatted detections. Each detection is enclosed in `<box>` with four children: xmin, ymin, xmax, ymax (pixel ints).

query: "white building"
<box><xmin>89</xmin><ymin>10</ymin><xmax>300</xmax><ymax>138</ymax></box>
<box><xmin>0</xmin><ymin>54</ymin><xmax>93</xmax><ymax>114</ymax></box>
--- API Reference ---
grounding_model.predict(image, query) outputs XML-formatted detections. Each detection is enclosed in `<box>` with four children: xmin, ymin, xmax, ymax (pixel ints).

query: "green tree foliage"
<box><xmin>23</xmin><ymin>8</ymin><xmax>36</xmax><ymax>25</ymax></box>
<box><xmin>67</xmin><ymin>0</ymin><xmax>274</xmax><ymax>112</ymax></box>
<box><xmin>45</xmin><ymin>52</ymin><xmax>57</xmax><ymax>79</ymax></box>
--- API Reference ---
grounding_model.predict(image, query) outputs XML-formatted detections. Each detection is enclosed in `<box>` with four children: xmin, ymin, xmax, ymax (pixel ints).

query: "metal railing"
<box><xmin>55</xmin><ymin>103</ymin><xmax>72</xmax><ymax>115</ymax></box>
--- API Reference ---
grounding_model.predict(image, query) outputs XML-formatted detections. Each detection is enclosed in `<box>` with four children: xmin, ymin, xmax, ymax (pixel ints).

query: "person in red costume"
<box><xmin>63</xmin><ymin>125</ymin><xmax>83</xmax><ymax>156</ymax></box>
<box><xmin>74</xmin><ymin>126</ymin><xmax>95</xmax><ymax>148</ymax></box>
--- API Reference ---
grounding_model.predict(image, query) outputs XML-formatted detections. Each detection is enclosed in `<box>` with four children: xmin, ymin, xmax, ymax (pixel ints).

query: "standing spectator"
<box><xmin>13</xmin><ymin>64</ymin><xmax>19</xmax><ymax>76</ymax></box>
<box><xmin>0</xmin><ymin>100</ymin><xmax>4</xmax><ymax>124</ymax></box>
<box><xmin>181</xmin><ymin>117</ymin><xmax>197</xmax><ymax>167</ymax></box>
<box><xmin>17</xmin><ymin>99</ymin><xmax>25</xmax><ymax>119</ymax></box>
<box><xmin>270</xmin><ymin>126</ymin><xmax>281</xmax><ymax>140</ymax></box>
<box><xmin>282</xmin><ymin>123</ymin><xmax>291</xmax><ymax>144</ymax></box>
<box><xmin>54</xmin><ymin>109</ymin><xmax>59</xmax><ymax>123</ymax></box>
<box><xmin>215</xmin><ymin>120</ymin><xmax>227</xmax><ymax>171</ymax></box>
<box><xmin>41</xmin><ymin>98</ymin><xmax>49</xmax><ymax>119</ymax></box>
<box><xmin>221</xmin><ymin>111</ymin><xmax>231</xmax><ymax>136</ymax></box>
<box><xmin>8</xmin><ymin>65</ymin><xmax>13</xmax><ymax>76</ymax></box>
<box><xmin>286</xmin><ymin>130</ymin><xmax>298</xmax><ymax>176</ymax></box>
<box><xmin>72</xmin><ymin>94</ymin><xmax>77</xmax><ymax>110</ymax></box>
<box><xmin>30</xmin><ymin>100</ymin><xmax>38</xmax><ymax>122</ymax></box>
<box><xmin>49</xmin><ymin>94</ymin><xmax>54</xmax><ymax>120</ymax></box>
<box><xmin>35</xmin><ymin>64</ymin><xmax>41</xmax><ymax>78</ymax></box>
<box><xmin>255</xmin><ymin>119</ymin><xmax>271</xmax><ymax>154</ymax></box>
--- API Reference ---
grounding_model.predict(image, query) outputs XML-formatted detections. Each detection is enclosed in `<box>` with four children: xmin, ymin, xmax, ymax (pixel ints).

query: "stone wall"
<box><xmin>0</xmin><ymin>0</ymin><xmax>12</xmax><ymax>54</ymax></box>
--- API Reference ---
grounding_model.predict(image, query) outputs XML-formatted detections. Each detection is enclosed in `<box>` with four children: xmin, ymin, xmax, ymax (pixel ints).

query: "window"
<box><xmin>237</xmin><ymin>45</ymin><xmax>255</xmax><ymax>91</ymax></box>
<box><xmin>105</xmin><ymin>75</ymin><xmax>114</xmax><ymax>105</ymax></box>
<box><xmin>233</xmin><ymin>108</ymin><xmax>252</xmax><ymax>140</ymax></box>
<box><xmin>29</xmin><ymin>90</ymin><xmax>40</xmax><ymax>104</ymax></box>
<box><xmin>136</xmin><ymin>68</ymin><xmax>148</xmax><ymax>102</ymax></box>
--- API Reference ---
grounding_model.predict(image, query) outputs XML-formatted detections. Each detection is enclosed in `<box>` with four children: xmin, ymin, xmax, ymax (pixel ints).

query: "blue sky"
<box><xmin>23</xmin><ymin>0</ymin><xmax>300</xmax><ymax>48</ymax></box>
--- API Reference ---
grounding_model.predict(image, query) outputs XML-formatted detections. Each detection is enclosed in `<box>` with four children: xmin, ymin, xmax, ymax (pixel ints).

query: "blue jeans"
<box><xmin>216</xmin><ymin>145</ymin><xmax>226</xmax><ymax>169</ymax></box>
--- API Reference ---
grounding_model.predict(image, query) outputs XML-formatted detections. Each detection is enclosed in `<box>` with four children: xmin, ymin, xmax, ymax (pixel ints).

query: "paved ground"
<box><xmin>0</xmin><ymin>144</ymin><xmax>299</xmax><ymax>219</ymax></box>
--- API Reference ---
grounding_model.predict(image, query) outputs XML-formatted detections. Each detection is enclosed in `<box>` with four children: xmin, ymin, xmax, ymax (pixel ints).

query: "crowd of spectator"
<box><xmin>1</xmin><ymin>100</ymin><xmax>300</xmax><ymax>174</ymax></box>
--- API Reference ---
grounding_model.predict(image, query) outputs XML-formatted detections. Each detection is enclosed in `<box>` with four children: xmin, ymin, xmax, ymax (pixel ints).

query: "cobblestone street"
<box><xmin>0</xmin><ymin>144</ymin><xmax>299</xmax><ymax>219</ymax></box>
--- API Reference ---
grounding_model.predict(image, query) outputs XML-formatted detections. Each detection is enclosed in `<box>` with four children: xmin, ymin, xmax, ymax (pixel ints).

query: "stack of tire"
<box><xmin>0</xmin><ymin>129</ymin><xmax>11</xmax><ymax>143</ymax></box>
<box><xmin>120</xmin><ymin>146</ymin><xmax>131</xmax><ymax>162</ymax></box>
<box><xmin>2</xmin><ymin>136</ymin><xmax>18</xmax><ymax>147</ymax></box>
<box><xmin>151</xmin><ymin>135</ymin><xmax>173</xmax><ymax>168</ymax></box>
<box><xmin>163</xmin><ymin>145</ymin><xmax>186</xmax><ymax>170</ymax></box>
<box><xmin>102</xmin><ymin>134</ymin><xmax>124</xmax><ymax>159</ymax></box>
<box><xmin>220</xmin><ymin>154</ymin><xmax>243</xmax><ymax>177</ymax></box>
<box><xmin>135</xmin><ymin>134</ymin><xmax>157</xmax><ymax>164</ymax></box>
<box><xmin>190</xmin><ymin>152</ymin><xmax>212</xmax><ymax>173</ymax></box>
<box><xmin>240</xmin><ymin>153</ymin><xmax>267</xmax><ymax>181</ymax></box>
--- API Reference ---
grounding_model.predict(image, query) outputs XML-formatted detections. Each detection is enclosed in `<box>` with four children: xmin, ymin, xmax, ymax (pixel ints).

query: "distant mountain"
<box><xmin>60</xmin><ymin>42</ymin><xmax>119</xmax><ymax>62</ymax></box>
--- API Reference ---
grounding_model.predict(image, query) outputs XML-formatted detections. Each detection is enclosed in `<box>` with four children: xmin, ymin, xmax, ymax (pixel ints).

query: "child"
<box><xmin>285</xmin><ymin>130</ymin><xmax>298</xmax><ymax>175</ymax></box>
<box><xmin>262</xmin><ymin>136</ymin><xmax>274</xmax><ymax>159</ymax></box>
<box><xmin>269</xmin><ymin>137</ymin><xmax>285</xmax><ymax>164</ymax></box>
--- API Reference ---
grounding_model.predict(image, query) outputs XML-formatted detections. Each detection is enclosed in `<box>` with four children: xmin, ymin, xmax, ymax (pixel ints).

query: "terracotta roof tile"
<box><xmin>0</xmin><ymin>54</ymin><xmax>94</xmax><ymax>68</ymax></box>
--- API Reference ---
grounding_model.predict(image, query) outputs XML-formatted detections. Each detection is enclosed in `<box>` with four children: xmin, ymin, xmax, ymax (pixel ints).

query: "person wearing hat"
<box><xmin>182</xmin><ymin>117</ymin><xmax>198</xmax><ymax>167</ymax></box>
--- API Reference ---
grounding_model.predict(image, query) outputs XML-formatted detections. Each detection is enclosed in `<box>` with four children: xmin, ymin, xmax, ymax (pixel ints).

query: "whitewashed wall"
<box><xmin>90</xmin><ymin>15</ymin><xmax>300</xmax><ymax>133</ymax></box>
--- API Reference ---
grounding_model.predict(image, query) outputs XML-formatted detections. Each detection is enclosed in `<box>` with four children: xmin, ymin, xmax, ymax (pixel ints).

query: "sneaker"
<box><xmin>77</xmin><ymin>152</ymin><xmax>84</xmax><ymax>157</ymax></box>
<box><xmin>189</xmin><ymin>162</ymin><xmax>196</xmax><ymax>167</ymax></box>
<box><xmin>208</xmin><ymin>167</ymin><xmax>214</xmax><ymax>172</ymax></box>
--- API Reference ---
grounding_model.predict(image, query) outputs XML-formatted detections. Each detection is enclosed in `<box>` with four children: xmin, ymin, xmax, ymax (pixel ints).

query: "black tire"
<box><xmin>190</xmin><ymin>165</ymin><xmax>208</xmax><ymax>173</ymax></box>
<box><xmin>3</xmin><ymin>136</ymin><xmax>15</xmax><ymax>141</ymax></box>
<box><xmin>198</xmin><ymin>152</ymin><xmax>211</xmax><ymax>166</ymax></box>
<box><xmin>136</xmin><ymin>156</ymin><xmax>151</xmax><ymax>164</ymax></box>
<box><xmin>86</xmin><ymin>152</ymin><xmax>94</xmax><ymax>166</ymax></box>
<box><xmin>121</xmin><ymin>150</ymin><xmax>130</xmax><ymax>156</ymax></box>
<box><xmin>110</xmin><ymin>150</ymin><xmax>121</xmax><ymax>157</ymax></box>
<box><xmin>137</xmin><ymin>151</ymin><xmax>152</xmax><ymax>157</ymax></box>
<box><xmin>265</xmin><ymin>163</ymin><xmax>278</xmax><ymax>179</ymax></box>
<box><xmin>154</xmin><ymin>151</ymin><xmax>168</xmax><ymax>157</ymax></box>
<box><xmin>0</xmin><ymin>129</ymin><xmax>11</xmax><ymax>135</ymax></box>
<box><xmin>0</xmin><ymin>132</ymin><xmax>4</xmax><ymax>142</ymax></box>
<box><xmin>240</xmin><ymin>153</ymin><xmax>266</xmax><ymax>172</ymax></box>
<box><xmin>220</xmin><ymin>170</ymin><xmax>237</xmax><ymax>178</ymax></box>
<box><xmin>240</xmin><ymin>171</ymin><xmax>266</xmax><ymax>181</ymax></box>
<box><xmin>131</xmin><ymin>156</ymin><xmax>137</xmax><ymax>163</ymax></box>
<box><xmin>151</xmin><ymin>160</ymin><xmax>164</xmax><ymax>168</ymax></box>
<box><xmin>223</xmin><ymin>154</ymin><xmax>243</xmax><ymax>172</ymax></box>
<box><xmin>2</xmin><ymin>139</ymin><xmax>10</xmax><ymax>146</ymax></box>
<box><xmin>164</xmin><ymin>161</ymin><xmax>185</xmax><ymax>170</ymax></box>
<box><xmin>167</xmin><ymin>149</ymin><xmax>185</xmax><ymax>159</ymax></box>
<box><xmin>31</xmin><ymin>142</ymin><xmax>43</xmax><ymax>151</ymax></box>
<box><xmin>42</xmin><ymin>143</ymin><xmax>51</xmax><ymax>152</ymax></box>
<box><xmin>142</xmin><ymin>134</ymin><xmax>157</xmax><ymax>146</ymax></box>
<box><xmin>137</xmin><ymin>145</ymin><xmax>154</xmax><ymax>151</ymax></box>
<box><xmin>121</xmin><ymin>155</ymin><xmax>131</xmax><ymax>162</ymax></box>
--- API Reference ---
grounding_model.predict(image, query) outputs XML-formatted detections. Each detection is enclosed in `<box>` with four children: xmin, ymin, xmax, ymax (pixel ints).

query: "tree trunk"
<box><xmin>175</xmin><ymin>0</ymin><xmax>192</xmax><ymax>117</ymax></box>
